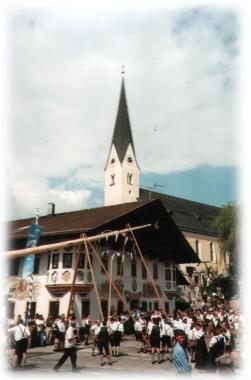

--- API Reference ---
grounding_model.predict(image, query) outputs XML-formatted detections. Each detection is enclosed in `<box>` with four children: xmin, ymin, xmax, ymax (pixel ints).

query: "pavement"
<box><xmin>5</xmin><ymin>336</ymin><xmax>241</xmax><ymax>377</ymax></box>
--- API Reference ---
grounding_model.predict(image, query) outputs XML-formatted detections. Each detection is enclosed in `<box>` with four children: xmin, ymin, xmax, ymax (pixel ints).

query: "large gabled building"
<box><xmin>139</xmin><ymin>189</ymin><xmax>228</xmax><ymax>279</ymax></box>
<box><xmin>6</xmin><ymin>199</ymin><xmax>199</xmax><ymax>320</ymax></box>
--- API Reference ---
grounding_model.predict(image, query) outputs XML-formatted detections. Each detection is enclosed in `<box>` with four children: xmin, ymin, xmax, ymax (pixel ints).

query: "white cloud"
<box><xmin>5</xmin><ymin>6</ymin><xmax>240</xmax><ymax>219</ymax></box>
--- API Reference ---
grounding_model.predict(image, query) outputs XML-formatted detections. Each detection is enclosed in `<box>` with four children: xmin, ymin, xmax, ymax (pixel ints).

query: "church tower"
<box><xmin>104</xmin><ymin>70</ymin><xmax>140</xmax><ymax>206</ymax></box>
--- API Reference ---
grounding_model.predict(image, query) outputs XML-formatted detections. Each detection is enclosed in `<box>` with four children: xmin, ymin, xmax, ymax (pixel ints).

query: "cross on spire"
<box><xmin>121</xmin><ymin>65</ymin><xmax>125</xmax><ymax>77</ymax></box>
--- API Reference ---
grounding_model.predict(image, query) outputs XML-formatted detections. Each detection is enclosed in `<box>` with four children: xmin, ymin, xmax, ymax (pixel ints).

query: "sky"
<box><xmin>1</xmin><ymin>1</ymin><xmax>242</xmax><ymax>221</ymax></box>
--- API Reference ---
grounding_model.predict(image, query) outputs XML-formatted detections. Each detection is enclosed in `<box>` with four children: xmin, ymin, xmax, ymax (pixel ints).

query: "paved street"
<box><xmin>5</xmin><ymin>334</ymin><xmax>244</xmax><ymax>377</ymax></box>
<box><xmin>5</xmin><ymin>336</ymin><xmax>211</xmax><ymax>377</ymax></box>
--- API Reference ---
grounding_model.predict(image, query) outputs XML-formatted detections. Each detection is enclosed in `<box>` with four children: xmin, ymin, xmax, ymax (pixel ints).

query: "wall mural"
<box><xmin>124</xmin><ymin>290</ymin><xmax>142</xmax><ymax>300</ymax></box>
<box><xmin>51</xmin><ymin>271</ymin><xmax>58</xmax><ymax>283</ymax></box>
<box><xmin>143</xmin><ymin>282</ymin><xmax>162</xmax><ymax>298</ymax></box>
<box><xmin>62</xmin><ymin>270</ymin><xmax>71</xmax><ymax>282</ymax></box>
<box><xmin>8</xmin><ymin>278</ymin><xmax>40</xmax><ymax>301</ymax></box>
<box><xmin>98</xmin><ymin>279</ymin><xmax>124</xmax><ymax>297</ymax></box>
<box><xmin>77</xmin><ymin>271</ymin><xmax>84</xmax><ymax>281</ymax></box>
<box><xmin>132</xmin><ymin>278</ymin><xmax>137</xmax><ymax>292</ymax></box>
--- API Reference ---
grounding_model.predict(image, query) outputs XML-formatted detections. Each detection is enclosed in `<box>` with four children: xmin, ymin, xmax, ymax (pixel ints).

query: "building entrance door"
<box><xmin>49</xmin><ymin>301</ymin><xmax>59</xmax><ymax>319</ymax></box>
<box><xmin>101</xmin><ymin>301</ymin><xmax>108</xmax><ymax>319</ymax></box>
<box><xmin>130</xmin><ymin>299</ymin><xmax>139</xmax><ymax>310</ymax></box>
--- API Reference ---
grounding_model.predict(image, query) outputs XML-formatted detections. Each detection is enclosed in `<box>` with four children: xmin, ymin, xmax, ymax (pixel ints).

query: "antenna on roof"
<box><xmin>144</xmin><ymin>182</ymin><xmax>167</xmax><ymax>200</ymax></box>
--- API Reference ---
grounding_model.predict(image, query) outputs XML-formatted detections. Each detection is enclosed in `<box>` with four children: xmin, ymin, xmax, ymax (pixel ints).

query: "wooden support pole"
<box><xmin>7</xmin><ymin>224</ymin><xmax>152</xmax><ymax>258</ymax></box>
<box><xmin>66</xmin><ymin>235</ymin><xmax>84</xmax><ymax>319</ymax></box>
<box><xmin>88</xmin><ymin>238</ymin><xmax>151</xmax><ymax>349</ymax></box>
<box><xmin>127</xmin><ymin>223</ymin><xmax>168</xmax><ymax>319</ymax></box>
<box><xmin>85</xmin><ymin>238</ymin><xmax>134</xmax><ymax>320</ymax></box>
<box><xmin>84</xmin><ymin>241</ymin><xmax>104</xmax><ymax>321</ymax></box>
<box><xmin>108</xmin><ymin>254</ymin><xmax>114</xmax><ymax>321</ymax></box>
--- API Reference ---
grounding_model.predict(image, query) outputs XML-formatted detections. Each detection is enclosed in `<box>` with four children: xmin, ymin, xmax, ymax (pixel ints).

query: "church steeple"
<box><xmin>110</xmin><ymin>70</ymin><xmax>137</xmax><ymax>164</ymax></box>
<box><xmin>104</xmin><ymin>68</ymin><xmax>140</xmax><ymax>206</ymax></box>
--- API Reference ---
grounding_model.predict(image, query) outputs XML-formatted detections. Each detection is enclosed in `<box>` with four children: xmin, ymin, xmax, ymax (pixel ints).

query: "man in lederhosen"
<box><xmin>110</xmin><ymin>316</ymin><xmax>124</xmax><ymax>357</ymax></box>
<box><xmin>8</xmin><ymin>318</ymin><xmax>31</xmax><ymax>369</ymax></box>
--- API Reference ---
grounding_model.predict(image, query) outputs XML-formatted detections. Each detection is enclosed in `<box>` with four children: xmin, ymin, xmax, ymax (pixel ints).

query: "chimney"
<box><xmin>48</xmin><ymin>202</ymin><xmax>55</xmax><ymax>215</ymax></box>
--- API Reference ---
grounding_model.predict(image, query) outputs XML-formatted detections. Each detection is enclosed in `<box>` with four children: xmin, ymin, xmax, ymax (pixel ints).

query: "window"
<box><xmin>63</xmin><ymin>253</ymin><xmax>72</xmax><ymax>268</ymax></box>
<box><xmin>52</xmin><ymin>254</ymin><xmax>59</xmax><ymax>269</ymax></box>
<box><xmin>154</xmin><ymin>302</ymin><xmax>159</xmax><ymax>310</ymax></box>
<box><xmin>49</xmin><ymin>301</ymin><xmax>59</xmax><ymax>319</ymax></box>
<box><xmin>165</xmin><ymin>269</ymin><xmax>171</xmax><ymax>281</ymax></box>
<box><xmin>210</xmin><ymin>242</ymin><xmax>215</xmax><ymax>262</ymax></box>
<box><xmin>78</xmin><ymin>254</ymin><xmax>85</xmax><ymax>269</ymax></box>
<box><xmin>153</xmin><ymin>263</ymin><xmax>158</xmax><ymax>280</ymax></box>
<box><xmin>33</xmin><ymin>255</ymin><xmax>40</xmax><ymax>274</ymax></box>
<box><xmin>47</xmin><ymin>254</ymin><xmax>51</xmax><ymax>270</ymax></box>
<box><xmin>87</xmin><ymin>254</ymin><xmax>93</xmax><ymax>269</ymax></box>
<box><xmin>149</xmin><ymin>302</ymin><xmax>152</xmax><ymax>310</ymax></box>
<box><xmin>110</xmin><ymin>174</ymin><xmax>115</xmax><ymax>186</ymax></box>
<box><xmin>141</xmin><ymin>301</ymin><xmax>147</xmax><ymax>311</ymax></box>
<box><xmin>142</xmin><ymin>263</ymin><xmax>147</xmax><ymax>279</ymax></box>
<box><xmin>101</xmin><ymin>252</ymin><xmax>108</xmax><ymax>274</ymax></box>
<box><xmin>110</xmin><ymin>158</ymin><xmax>115</xmax><ymax>164</ymax></box>
<box><xmin>127</xmin><ymin>156</ymin><xmax>133</xmax><ymax>163</ymax></box>
<box><xmin>117</xmin><ymin>256</ymin><xmax>123</xmax><ymax>276</ymax></box>
<box><xmin>173</xmin><ymin>269</ymin><xmax>176</xmax><ymax>281</ymax></box>
<box><xmin>9</xmin><ymin>258</ymin><xmax>20</xmax><ymax>276</ymax></box>
<box><xmin>117</xmin><ymin>301</ymin><xmax>124</xmax><ymax>314</ymax></box>
<box><xmin>127</xmin><ymin>173</ymin><xmax>133</xmax><ymax>185</ymax></box>
<box><xmin>131</xmin><ymin>258</ymin><xmax>137</xmax><ymax>277</ymax></box>
<box><xmin>165</xmin><ymin>302</ymin><xmax>169</xmax><ymax>313</ymax></box>
<box><xmin>82</xmin><ymin>300</ymin><xmax>90</xmax><ymax>318</ymax></box>
<box><xmin>186</xmin><ymin>266</ymin><xmax>194</xmax><ymax>277</ymax></box>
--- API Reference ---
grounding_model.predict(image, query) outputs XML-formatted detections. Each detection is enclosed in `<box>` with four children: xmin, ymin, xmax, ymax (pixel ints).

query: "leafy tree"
<box><xmin>175</xmin><ymin>294</ymin><xmax>192</xmax><ymax>311</ymax></box>
<box><xmin>206</xmin><ymin>275</ymin><xmax>238</xmax><ymax>300</ymax></box>
<box><xmin>212</xmin><ymin>202</ymin><xmax>239</xmax><ymax>276</ymax></box>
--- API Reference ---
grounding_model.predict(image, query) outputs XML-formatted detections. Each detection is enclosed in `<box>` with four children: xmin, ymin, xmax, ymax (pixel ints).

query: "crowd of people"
<box><xmin>6</xmin><ymin>305</ymin><xmax>242</xmax><ymax>374</ymax></box>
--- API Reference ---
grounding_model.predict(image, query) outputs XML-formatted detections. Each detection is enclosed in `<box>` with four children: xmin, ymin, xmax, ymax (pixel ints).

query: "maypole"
<box><xmin>6</xmin><ymin>224</ymin><xmax>152</xmax><ymax>258</ymax></box>
<box><xmin>27</xmin><ymin>208</ymin><xmax>41</xmax><ymax>320</ymax></box>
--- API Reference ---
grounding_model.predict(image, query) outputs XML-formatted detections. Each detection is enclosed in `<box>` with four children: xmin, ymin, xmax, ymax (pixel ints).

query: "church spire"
<box><xmin>104</xmin><ymin>68</ymin><xmax>140</xmax><ymax>206</ymax></box>
<box><xmin>110</xmin><ymin>68</ymin><xmax>136</xmax><ymax>163</ymax></box>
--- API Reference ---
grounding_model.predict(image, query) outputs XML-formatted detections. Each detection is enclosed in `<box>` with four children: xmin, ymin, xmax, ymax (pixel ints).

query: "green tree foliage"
<box><xmin>175</xmin><ymin>294</ymin><xmax>192</xmax><ymax>311</ymax></box>
<box><xmin>206</xmin><ymin>275</ymin><xmax>238</xmax><ymax>300</ymax></box>
<box><xmin>212</xmin><ymin>202</ymin><xmax>238</xmax><ymax>275</ymax></box>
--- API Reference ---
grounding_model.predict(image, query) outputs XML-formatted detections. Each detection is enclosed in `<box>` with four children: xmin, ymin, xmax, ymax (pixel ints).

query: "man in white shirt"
<box><xmin>8</xmin><ymin>319</ymin><xmax>30</xmax><ymax>369</ymax></box>
<box><xmin>53</xmin><ymin>316</ymin><xmax>78</xmax><ymax>372</ymax></box>
<box><xmin>90</xmin><ymin>320</ymin><xmax>101</xmax><ymax>356</ymax></box>
<box><xmin>110</xmin><ymin>317</ymin><xmax>124</xmax><ymax>357</ymax></box>
<box><xmin>56</xmin><ymin>314</ymin><xmax>66</xmax><ymax>351</ymax></box>
<box><xmin>160</xmin><ymin>319</ymin><xmax>174</xmax><ymax>361</ymax></box>
<box><xmin>134</xmin><ymin>317</ymin><xmax>144</xmax><ymax>352</ymax></box>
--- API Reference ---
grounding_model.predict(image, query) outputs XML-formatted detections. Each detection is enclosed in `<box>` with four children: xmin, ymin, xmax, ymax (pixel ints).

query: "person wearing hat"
<box><xmin>173</xmin><ymin>329</ymin><xmax>192</xmax><ymax>374</ymax></box>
